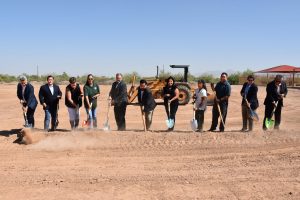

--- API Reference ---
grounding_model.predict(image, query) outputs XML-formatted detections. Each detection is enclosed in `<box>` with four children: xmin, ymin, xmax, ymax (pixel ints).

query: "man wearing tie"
<box><xmin>138</xmin><ymin>79</ymin><xmax>156</xmax><ymax>131</ymax></box>
<box><xmin>109</xmin><ymin>73</ymin><xmax>128</xmax><ymax>131</ymax></box>
<box><xmin>39</xmin><ymin>75</ymin><xmax>62</xmax><ymax>131</ymax></box>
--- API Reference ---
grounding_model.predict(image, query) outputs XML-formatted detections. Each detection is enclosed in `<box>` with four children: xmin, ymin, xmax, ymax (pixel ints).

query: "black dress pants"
<box><xmin>114</xmin><ymin>102</ymin><xmax>127</xmax><ymax>131</ymax></box>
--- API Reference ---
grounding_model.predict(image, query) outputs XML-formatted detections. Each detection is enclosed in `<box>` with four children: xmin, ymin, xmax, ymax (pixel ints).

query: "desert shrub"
<box><xmin>196</xmin><ymin>73</ymin><xmax>219</xmax><ymax>83</ymax></box>
<box><xmin>122</xmin><ymin>71</ymin><xmax>141</xmax><ymax>84</ymax></box>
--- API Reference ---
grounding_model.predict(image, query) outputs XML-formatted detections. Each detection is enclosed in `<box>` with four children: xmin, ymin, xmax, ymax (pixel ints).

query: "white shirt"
<box><xmin>277</xmin><ymin>83</ymin><xmax>281</xmax><ymax>94</ymax></box>
<box><xmin>22</xmin><ymin>84</ymin><xmax>26</xmax><ymax>100</ymax></box>
<box><xmin>195</xmin><ymin>88</ymin><xmax>207</xmax><ymax>110</ymax></box>
<box><xmin>49</xmin><ymin>85</ymin><xmax>54</xmax><ymax>95</ymax></box>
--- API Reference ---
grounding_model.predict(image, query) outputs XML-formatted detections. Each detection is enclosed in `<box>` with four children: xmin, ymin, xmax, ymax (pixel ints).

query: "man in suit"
<box><xmin>39</xmin><ymin>75</ymin><xmax>62</xmax><ymax>131</ymax></box>
<box><xmin>17</xmin><ymin>75</ymin><xmax>38</xmax><ymax>128</ymax></box>
<box><xmin>263</xmin><ymin>75</ymin><xmax>288</xmax><ymax>130</ymax></box>
<box><xmin>240</xmin><ymin>75</ymin><xmax>259</xmax><ymax>132</ymax></box>
<box><xmin>138</xmin><ymin>79</ymin><xmax>156</xmax><ymax>131</ymax></box>
<box><xmin>109</xmin><ymin>73</ymin><xmax>128</xmax><ymax>131</ymax></box>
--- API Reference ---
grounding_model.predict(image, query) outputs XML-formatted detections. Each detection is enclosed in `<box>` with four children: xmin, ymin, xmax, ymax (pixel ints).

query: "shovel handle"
<box><xmin>212</xmin><ymin>88</ymin><xmax>225</xmax><ymax>128</ymax></box>
<box><xmin>140</xmin><ymin>105</ymin><xmax>146</xmax><ymax>132</ymax></box>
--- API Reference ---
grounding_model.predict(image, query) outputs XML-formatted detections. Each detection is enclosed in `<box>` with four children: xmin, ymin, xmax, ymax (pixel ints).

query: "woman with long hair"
<box><xmin>83</xmin><ymin>74</ymin><xmax>100</xmax><ymax>128</ymax></box>
<box><xmin>163</xmin><ymin>76</ymin><xmax>179</xmax><ymax>131</ymax></box>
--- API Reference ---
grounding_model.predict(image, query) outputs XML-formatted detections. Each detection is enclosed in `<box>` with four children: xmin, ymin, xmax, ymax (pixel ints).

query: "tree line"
<box><xmin>0</xmin><ymin>69</ymin><xmax>254</xmax><ymax>85</ymax></box>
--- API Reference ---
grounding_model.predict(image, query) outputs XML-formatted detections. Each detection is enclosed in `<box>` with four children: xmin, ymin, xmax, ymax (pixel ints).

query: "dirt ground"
<box><xmin>0</xmin><ymin>83</ymin><xmax>299</xmax><ymax>200</ymax></box>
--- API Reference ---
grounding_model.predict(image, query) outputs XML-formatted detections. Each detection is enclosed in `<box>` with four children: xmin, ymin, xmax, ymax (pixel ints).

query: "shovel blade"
<box><xmin>190</xmin><ymin>119</ymin><xmax>198</xmax><ymax>131</ymax></box>
<box><xmin>249</xmin><ymin>109</ymin><xmax>259</xmax><ymax>121</ymax></box>
<box><xmin>166</xmin><ymin>119</ymin><xmax>174</xmax><ymax>129</ymax></box>
<box><xmin>103</xmin><ymin>123</ymin><xmax>110</xmax><ymax>131</ymax></box>
<box><xmin>82</xmin><ymin>120</ymin><xmax>89</xmax><ymax>127</ymax></box>
<box><xmin>265</xmin><ymin>118</ymin><xmax>274</xmax><ymax>129</ymax></box>
<box><xmin>23</xmin><ymin>119</ymin><xmax>30</xmax><ymax>127</ymax></box>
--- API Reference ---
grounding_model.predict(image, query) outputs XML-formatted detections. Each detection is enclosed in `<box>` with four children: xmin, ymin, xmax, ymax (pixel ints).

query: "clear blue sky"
<box><xmin>0</xmin><ymin>0</ymin><xmax>299</xmax><ymax>77</ymax></box>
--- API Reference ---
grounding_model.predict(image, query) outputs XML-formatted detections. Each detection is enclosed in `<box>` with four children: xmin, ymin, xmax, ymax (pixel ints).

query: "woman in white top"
<box><xmin>193</xmin><ymin>80</ymin><xmax>207</xmax><ymax>132</ymax></box>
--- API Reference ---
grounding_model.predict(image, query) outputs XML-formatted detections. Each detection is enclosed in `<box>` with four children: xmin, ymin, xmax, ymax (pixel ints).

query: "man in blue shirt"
<box><xmin>240</xmin><ymin>75</ymin><xmax>259</xmax><ymax>132</ymax></box>
<box><xmin>209</xmin><ymin>72</ymin><xmax>231</xmax><ymax>132</ymax></box>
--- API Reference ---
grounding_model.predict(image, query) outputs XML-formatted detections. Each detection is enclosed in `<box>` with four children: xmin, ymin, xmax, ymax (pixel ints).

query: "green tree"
<box><xmin>228</xmin><ymin>72</ymin><xmax>241</xmax><ymax>85</ymax></box>
<box><xmin>123</xmin><ymin>71</ymin><xmax>141</xmax><ymax>84</ymax></box>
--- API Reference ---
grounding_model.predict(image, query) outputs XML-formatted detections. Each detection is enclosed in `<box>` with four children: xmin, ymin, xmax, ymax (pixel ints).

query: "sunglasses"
<box><xmin>88</xmin><ymin>78</ymin><xmax>94</xmax><ymax>80</ymax></box>
<box><xmin>248</xmin><ymin>79</ymin><xmax>254</xmax><ymax>82</ymax></box>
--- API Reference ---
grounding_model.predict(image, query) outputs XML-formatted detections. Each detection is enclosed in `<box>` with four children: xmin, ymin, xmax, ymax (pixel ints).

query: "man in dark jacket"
<box><xmin>240</xmin><ymin>75</ymin><xmax>259</xmax><ymax>132</ymax></box>
<box><xmin>17</xmin><ymin>75</ymin><xmax>38</xmax><ymax>128</ymax></box>
<box><xmin>138</xmin><ymin>79</ymin><xmax>156</xmax><ymax>131</ymax></box>
<box><xmin>209</xmin><ymin>72</ymin><xmax>231</xmax><ymax>132</ymax></box>
<box><xmin>109</xmin><ymin>73</ymin><xmax>128</xmax><ymax>131</ymax></box>
<box><xmin>39</xmin><ymin>75</ymin><xmax>62</xmax><ymax>131</ymax></box>
<box><xmin>263</xmin><ymin>75</ymin><xmax>288</xmax><ymax>130</ymax></box>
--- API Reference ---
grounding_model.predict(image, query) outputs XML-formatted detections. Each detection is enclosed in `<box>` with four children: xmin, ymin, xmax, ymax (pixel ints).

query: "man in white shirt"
<box><xmin>39</xmin><ymin>75</ymin><xmax>62</xmax><ymax>131</ymax></box>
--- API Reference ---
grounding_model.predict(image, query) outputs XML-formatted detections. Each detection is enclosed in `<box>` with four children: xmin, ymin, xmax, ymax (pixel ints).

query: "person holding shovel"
<box><xmin>109</xmin><ymin>73</ymin><xmax>128</xmax><ymax>131</ymax></box>
<box><xmin>39</xmin><ymin>75</ymin><xmax>62</xmax><ymax>131</ymax></box>
<box><xmin>17</xmin><ymin>75</ymin><xmax>38</xmax><ymax>128</ymax></box>
<box><xmin>138</xmin><ymin>79</ymin><xmax>156</xmax><ymax>131</ymax></box>
<box><xmin>193</xmin><ymin>80</ymin><xmax>208</xmax><ymax>132</ymax></box>
<box><xmin>263</xmin><ymin>75</ymin><xmax>288</xmax><ymax>130</ymax></box>
<box><xmin>65</xmin><ymin>77</ymin><xmax>83</xmax><ymax>130</ymax></box>
<box><xmin>84</xmin><ymin>74</ymin><xmax>100</xmax><ymax>129</ymax></box>
<box><xmin>240</xmin><ymin>75</ymin><xmax>259</xmax><ymax>132</ymax></box>
<box><xmin>163</xmin><ymin>76</ymin><xmax>179</xmax><ymax>132</ymax></box>
<box><xmin>208</xmin><ymin>72</ymin><xmax>231</xmax><ymax>132</ymax></box>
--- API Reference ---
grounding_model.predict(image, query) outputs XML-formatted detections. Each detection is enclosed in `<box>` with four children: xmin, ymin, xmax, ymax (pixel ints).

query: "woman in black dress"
<box><xmin>163</xmin><ymin>76</ymin><xmax>179</xmax><ymax>131</ymax></box>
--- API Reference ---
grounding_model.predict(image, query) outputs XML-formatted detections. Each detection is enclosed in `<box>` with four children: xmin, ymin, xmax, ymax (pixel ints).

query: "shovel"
<box><xmin>55</xmin><ymin>102</ymin><xmax>59</xmax><ymax>129</ymax></box>
<box><xmin>265</xmin><ymin>102</ymin><xmax>278</xmax><ymax>129</ymax></box>
<box><xmin>216</xmin><ymin>102</ymin><xmax>225</xmax><ymax>128</ymax></box>
<box><xmin>165</xmin><ymin>101</ymin><xmax>174</xmax><ymax>129</ymax></box>
<box><xmin>210</xmin><ymin>83</ymin><xmax>225</xmax><ymax>129</ymax></box>
<box><xmin>103</xmin><ymin>99</ymin><xmax>111</xmax><ymax>131</ymax></box>
<box><xmin>22</xmin><ymin>106</ymin><xmax>29</xmax><ymax>127</ymax></box>
<box><xmin>190</xmin><ymin>103</ymin><xmax>198</xmax><ymax>132</ymax></box>
<box><xmin>244</xmin><ymin>98</ymin><xmax>259</xmax><ymax>121</ymax></box>
<box><xmin>82</xmin><ymin>102</ymin><xmax>93</xmax><ymax>127</ymax></box>
<box><xmin>140</xmin><ymin>105</ymin><xmax>146</xmax><ymax>132</ymax></box>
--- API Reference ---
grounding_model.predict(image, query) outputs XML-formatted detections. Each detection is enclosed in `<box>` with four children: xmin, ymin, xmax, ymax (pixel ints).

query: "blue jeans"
<box><xmin>44</xmin><ymin>108</ymin><xmax>58</xmax><ymax>130</ymax></box>
<box><xmin>85</xmin><ymin>107</ymin><xmax>97</xmax><ymax>128</ymax></box>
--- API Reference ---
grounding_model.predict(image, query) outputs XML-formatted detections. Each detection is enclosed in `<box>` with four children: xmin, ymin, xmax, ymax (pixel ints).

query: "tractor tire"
<box><xmin>177</xmin><ymin>85</ymin><xmax>191</xmax><ymax>105</ymax></box>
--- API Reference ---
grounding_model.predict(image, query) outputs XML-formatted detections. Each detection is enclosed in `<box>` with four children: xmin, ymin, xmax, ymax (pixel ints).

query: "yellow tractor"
<box><xmin>127</xmin><ymin>65</ymin><xmax>215</xmax><ymax>106</ymax></box>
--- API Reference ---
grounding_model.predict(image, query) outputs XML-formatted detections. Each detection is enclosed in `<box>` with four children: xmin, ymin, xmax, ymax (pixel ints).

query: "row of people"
<box><xmin>16</xmin><ymin>72</ymin><xmax>287</xmax><ymax>132</ymax></box>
